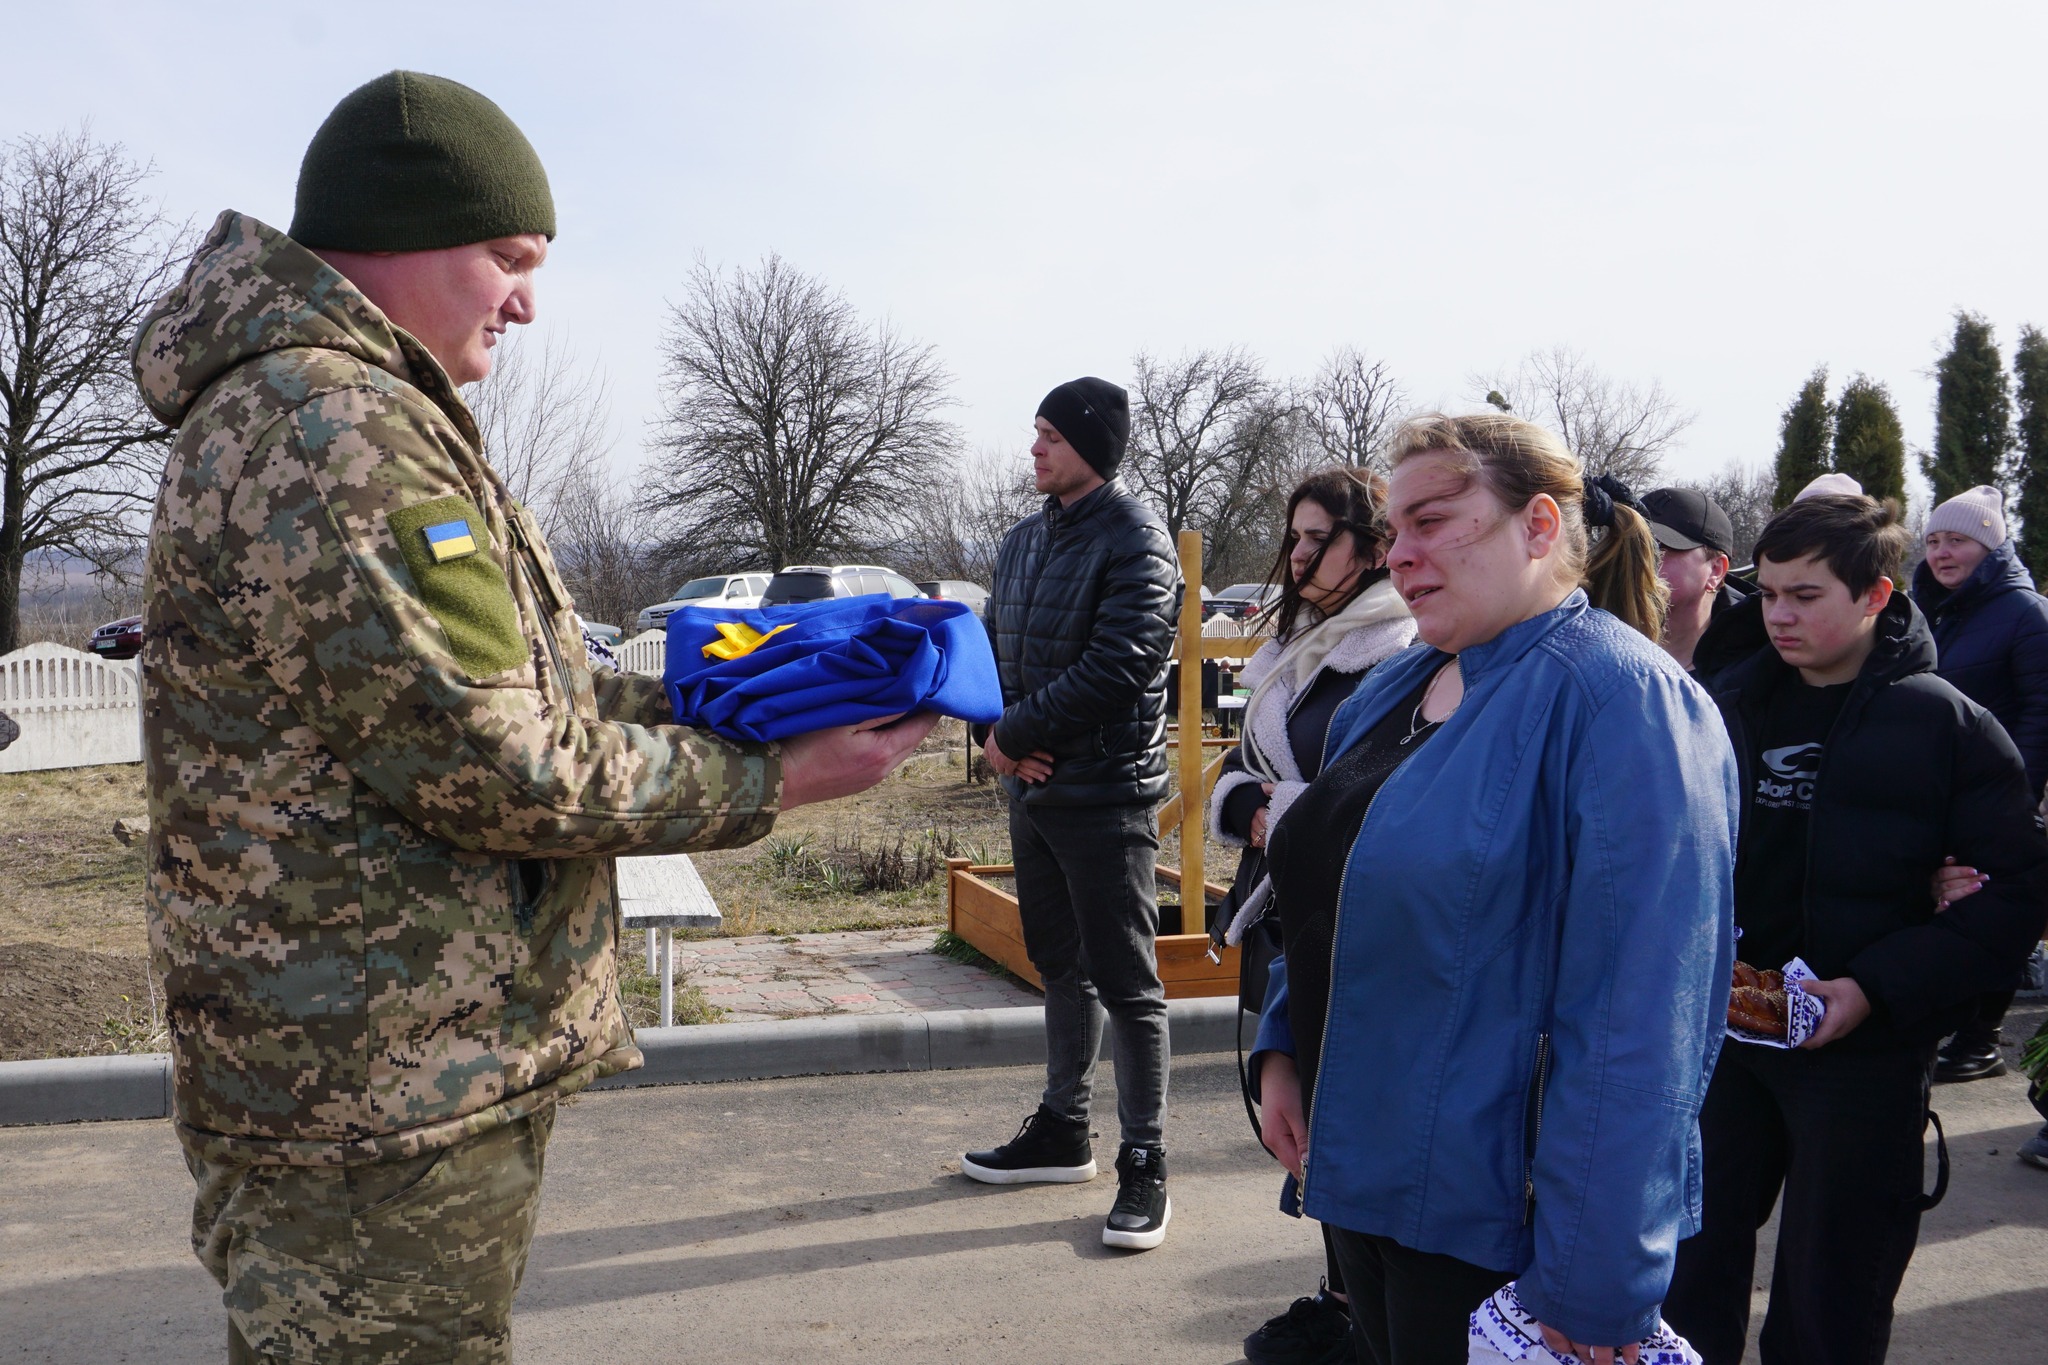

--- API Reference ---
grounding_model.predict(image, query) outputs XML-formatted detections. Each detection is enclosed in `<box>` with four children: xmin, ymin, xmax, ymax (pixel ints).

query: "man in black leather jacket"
<box><xmin>961</xmin><ymin>376</ymin><xmax>1183</xmax><ymax>1252</ymax></box>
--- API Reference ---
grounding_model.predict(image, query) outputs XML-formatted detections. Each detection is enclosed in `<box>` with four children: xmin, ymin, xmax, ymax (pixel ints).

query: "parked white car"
<box><xmin>760</xmin><ymin>565</ymin><xmax>926</xmax><ymax>605</ymax></box>
<box><xmin>635</xmin><ymin>573</ymin><xmax>770</xmax><ymax>633</ymax></box>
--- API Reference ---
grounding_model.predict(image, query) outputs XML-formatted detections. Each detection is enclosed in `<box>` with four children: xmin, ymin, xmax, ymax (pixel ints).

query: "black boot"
<box><xmin>961</xmin><ymin>1105</ymin><xmax>1096</xmax><ymax>1184</ymax></box>
<box><xmin>1243</xmin><ymin>1280</ymin><xmax>1353</xmax><ymax>1365</ymax></box>
<box><xmin>1102</xmin><ymin>1143</ymin><xmax>1170</xmax><ymax>1250</ymax></box>
<box><xmin>1934</xmin><ymin>1030</ymin><xmax>2007</xmax><ymax>1082</ymax></box>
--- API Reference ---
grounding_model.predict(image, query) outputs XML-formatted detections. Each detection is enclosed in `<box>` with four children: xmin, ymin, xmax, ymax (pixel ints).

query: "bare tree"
<box><xmin>460</xmin><ymin>331</ymin><xmax>661</xmax><ymax>626</ymax></box>
<box><xmin>1301</xmin><ymin>346</ymin><xmax>1406</xmax><ymax>471</ymax></box>
<box><xmin>0</xmin><ymin>130</ymin><xmax>187</xmax><ymax>654</ymax></box>
<box><xmin>1124</xmin><ymin>349</ymin><xmax>1301</xmax><ymax>584</ymax></box>
<box><xmin>1474</xmin><ymin>345</ymin><xmax>1693</xmax><ymax>489</ymax></box>
<box><xmin>464</xmin><ymin>330</ymin><xmax>613</xmax><ymax>540</ymax></box>
<box><xmin>896</xmin><ymin>446</ymin><xmax>1041</xmax><ymax>584</ymax></box>
<box><xmin>547</xmin><ymin>460</ymin><xmax>669</xmax><ymax>630</ymax></box>
<box><xmin>647</xmin><ymin>254</ymin><xmax>958</xmax><ymax>572</ymax></box>
<box><xmin>1675</xmin><ymin>460</ymin><xmax>1775</xmax><ymax>567</ymax></box>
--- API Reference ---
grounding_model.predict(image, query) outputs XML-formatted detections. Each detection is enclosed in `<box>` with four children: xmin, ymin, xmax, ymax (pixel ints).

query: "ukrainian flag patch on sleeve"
<box><xmin>423</xmin><ymin>518</ymin><xmax>478</xmax><ymax>562</ymax></box>
<box><xmin>385</xmin><ymin>495</ymin><xmax>528</xmax><ymax>679</ymax></box>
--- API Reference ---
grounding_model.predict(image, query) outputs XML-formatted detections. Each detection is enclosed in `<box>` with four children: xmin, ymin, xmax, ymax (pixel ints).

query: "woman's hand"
<box><xmin>1932</xmin><ymin>856</ymin><xmax>1986</xmax><ymax>909</ymax></box>
<box><xmin>1536</xmin><ymin>1325</ymin><xmax>1640</xmax><ymax>1365</ymax></box>
<box><xmin>1249</xmin><ymin>783</ymin><xmax>1276</xmax><ymax>847</ymax></box>
<box><xmin>1258</xmin><ymin>1052</ymin><xmax>1308</xmax><ymax>1177</ymax></box>
<box><xmin>1796</xmin><ymin>976</ymin><xmax>1872</xmax><ymax>1049</ymax></box>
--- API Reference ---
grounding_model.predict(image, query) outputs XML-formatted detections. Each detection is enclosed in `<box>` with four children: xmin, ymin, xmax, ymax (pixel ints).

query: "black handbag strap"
<box><xmin>1236</xmin><ymin>1005</ymin><xmax>1264</xmax><ymax>1142</ymax></box>
<box><xmin>1916</xmin><ymin>1107</ymin><xmax>1949</xmax><ymax>1211</ymax></box>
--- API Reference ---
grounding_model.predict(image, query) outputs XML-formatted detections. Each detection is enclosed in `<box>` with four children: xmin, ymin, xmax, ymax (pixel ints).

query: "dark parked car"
<box><xmin>1207</xmin><ymin>581</ymin><xmax>1277</xmax><ymax>623</ymax></box>
<box><xmin>914</xmin><ymin>580</ymin><xmax>991</xmax><ymax>615</ymax></box>
<box><xmin>88</xmin><ymin>615</ymin><xmax>143</xmax><ymax>659</ymax></box>
<box><xmin>761</xmin><ymin>565</ymin><xmax>925</xmax><ymax>606</ymax></box>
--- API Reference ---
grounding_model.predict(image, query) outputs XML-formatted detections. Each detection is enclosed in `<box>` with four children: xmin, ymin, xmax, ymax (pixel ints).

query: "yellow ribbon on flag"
<box><xmin>701</xmin><ymin>621</ymin><xmax>794</xmax><ymax>661</ymax></box>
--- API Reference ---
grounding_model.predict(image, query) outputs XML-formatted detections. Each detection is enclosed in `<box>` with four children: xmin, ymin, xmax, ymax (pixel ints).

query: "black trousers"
<box><xmin>1663</xmin><ymin>1041</ymin><xmax>1937</xmax><ymax>1365</ymax></box>
<box><xmin>1007</xmin><ymin>800</ymin><xmax>1169</xmax><ymax>1148</ymax></box>
<box><xmin>1324</xmin><ymin>1226</ymin><xmax>1509</xmax><ymax>1365</ymax></box>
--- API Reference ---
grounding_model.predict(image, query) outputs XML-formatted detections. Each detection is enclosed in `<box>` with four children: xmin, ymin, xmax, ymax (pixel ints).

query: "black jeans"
<box><xmin>1008</xmin><ymin>800</ymin><xmax>1170</xmax><ymax>1149</ymax></box>
<box><xmin>1663</xmin><ymin>1041</ymin><xmax>1938</xmax><ymax>1365</ymax></box>
<box><xmin>1324</xmin><ymin>1226</ymin><xmax>1509</xmax><ymax>1365</ymax></box>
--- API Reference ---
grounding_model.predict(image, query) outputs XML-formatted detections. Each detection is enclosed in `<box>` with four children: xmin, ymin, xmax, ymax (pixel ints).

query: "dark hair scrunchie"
<box><xmin>1581</xmin><ymin>473</ymin><xmax>1642</xmax><ymax>530</ymax></box>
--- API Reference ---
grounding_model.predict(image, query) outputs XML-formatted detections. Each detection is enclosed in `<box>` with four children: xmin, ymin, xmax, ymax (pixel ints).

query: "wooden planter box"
<box><xmin>945</xmin><ymin>858</ymin><xmax>1239</xmax><ymax>999</ymax></box>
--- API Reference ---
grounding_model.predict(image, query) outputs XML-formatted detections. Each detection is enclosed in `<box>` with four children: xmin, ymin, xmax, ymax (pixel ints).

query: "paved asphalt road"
<box><xmin>3</xmin><ymin>1044</ymin><xmax>2045</xmax><ymax>1363</ymax></box>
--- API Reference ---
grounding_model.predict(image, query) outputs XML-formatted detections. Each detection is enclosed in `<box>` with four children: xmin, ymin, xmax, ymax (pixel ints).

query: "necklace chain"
<box><xmin>1401</xmin><ymin>663</ymin><xmax>1455</xmax><ymax>746</ymax></box>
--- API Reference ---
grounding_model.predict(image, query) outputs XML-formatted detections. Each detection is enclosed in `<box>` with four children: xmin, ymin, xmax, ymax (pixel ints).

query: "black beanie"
<box><xmin>290</xmin><ymin>71</ymin><xmax>556</xmax><ymax>252</ymax></box>
<box><xmin>1036</xmin><ymin>377</ymin><xmax>1130</xmax><ymax>477</ymax></box>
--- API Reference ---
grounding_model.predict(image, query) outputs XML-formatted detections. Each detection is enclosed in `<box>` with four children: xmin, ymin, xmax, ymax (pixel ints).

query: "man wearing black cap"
<box><xmin>1643</xmin><ymin>486</ymin><xmax>1753</xmax><ymax>673</ymax></box>
<box><xmin>964</xmin><ymin>377</ymin><xmax>1183</xmax><ymax>1251</ymax></box>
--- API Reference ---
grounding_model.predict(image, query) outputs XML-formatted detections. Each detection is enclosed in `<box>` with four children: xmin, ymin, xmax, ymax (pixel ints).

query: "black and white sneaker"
<box><xmin>961</xmin><ymin>1106</ymin><xmax>1097</xmax><ymax>1184</ymax></box>
<box><xmin>1102</xmin><ymin>1143</ymin><xmax>1170</xmax><ymax>1250</ymax></box>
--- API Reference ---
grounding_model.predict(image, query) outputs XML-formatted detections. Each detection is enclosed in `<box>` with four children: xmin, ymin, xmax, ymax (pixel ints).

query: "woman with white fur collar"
<box><xmin>1211</xmin><ymin>465</ymin><xmax>1414</xmax><ymax>1365</ymax></box>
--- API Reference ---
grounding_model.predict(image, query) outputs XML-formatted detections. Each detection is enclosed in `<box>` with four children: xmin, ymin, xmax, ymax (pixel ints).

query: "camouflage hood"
<box><xmin>134</xmin><ymin>210</ymin><xmax>466</xmax><ymax>437</ymax></box>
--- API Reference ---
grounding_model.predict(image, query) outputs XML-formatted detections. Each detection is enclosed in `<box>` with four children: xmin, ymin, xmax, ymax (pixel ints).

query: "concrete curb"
<box><xmin>0</xmin><ymin>998</ymin><xmax>1254</xmax><ymax>1127</ymax></box>
<box><xmin>0</xmin><ymin>1053</ymin><xmax>173</xmax><ymax>1126</ymax></box>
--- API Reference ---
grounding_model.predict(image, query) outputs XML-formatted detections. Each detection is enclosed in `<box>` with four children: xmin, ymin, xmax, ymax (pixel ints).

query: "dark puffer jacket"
<box><xmin>1710</xmin><ymin>591</ymin><xmax>2048</xmax><ymax>1049</ymax></box>
<box><xmin>985</xmin><ymin>479</ymin><xmax>1180</xmax><ymax>807</ymax></box>
<box><xmin>1910</xmin><ymin>540</ymin><xmax>2048</xmax><ymax>794</ymax></box>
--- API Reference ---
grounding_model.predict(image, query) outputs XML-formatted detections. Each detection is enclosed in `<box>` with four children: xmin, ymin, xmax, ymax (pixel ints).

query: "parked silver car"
<box><xmin>635</xmin><ymin>573</ymin><xmax>770</xmax><ymax>633</ymax></box>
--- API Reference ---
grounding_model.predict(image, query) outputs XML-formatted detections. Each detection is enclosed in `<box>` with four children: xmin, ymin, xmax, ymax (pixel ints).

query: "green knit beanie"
<box><xmin>290</xmin><ymin>71</ymin><xmax>556</xmax><ymax>251</ymax></box>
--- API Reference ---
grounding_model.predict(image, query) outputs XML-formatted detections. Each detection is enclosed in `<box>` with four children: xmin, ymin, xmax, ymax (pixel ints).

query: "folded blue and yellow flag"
<box><xmin>663</xmin><ymin>594</ymin><xmax>1002</xmax><ymax>742</ymax></box>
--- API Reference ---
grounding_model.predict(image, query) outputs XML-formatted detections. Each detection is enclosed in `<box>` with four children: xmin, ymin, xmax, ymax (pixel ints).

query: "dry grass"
<box><xmin>0</xmin><ymin>732</ymin><xmax>1244</xmax><ymax>953</ymax></box>
<box><xmin>0</xmin><ymin>765</ymin><xmax>152</xmax><ymax>955</ymax></box>
<box><xmin>0</xmin><ymin>723</ymin><xmax>1243</xmax><ymax>1058</ymax></box>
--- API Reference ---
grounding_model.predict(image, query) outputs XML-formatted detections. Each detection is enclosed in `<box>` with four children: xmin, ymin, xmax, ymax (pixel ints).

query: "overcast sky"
<box><xmin>10</xmin><ymin>1</ymin><xmax>2046</xmax><ymax>496</ymax></box>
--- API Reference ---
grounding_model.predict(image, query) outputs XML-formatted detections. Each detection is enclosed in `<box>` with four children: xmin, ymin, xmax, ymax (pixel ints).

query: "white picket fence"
<box><xmin>0</xmin><ymin>642</ymin><xmax>142</xmax><ymax>773</ymax></box>
<box><xmin>615</xmin><ymin>629</ymin><xmax>667</xmax><ymax>677</ymax></box>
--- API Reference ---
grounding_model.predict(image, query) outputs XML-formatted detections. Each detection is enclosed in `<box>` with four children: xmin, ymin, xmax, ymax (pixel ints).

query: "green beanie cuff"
<box><xmin>291</xmin><ymin>70</ymin><xmax>556</xmax><ymax>252</ymax></box>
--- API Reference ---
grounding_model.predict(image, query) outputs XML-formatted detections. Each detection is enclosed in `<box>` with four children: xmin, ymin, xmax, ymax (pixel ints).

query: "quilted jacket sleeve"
<box><xmin>1849</xmin><ymin>707</ymin><xmax>2048</xmax><ymax>1036</ymax></box>
<box><xmin>1999</xmin><ymin>592</ymin><xmax>2048</xmax><ymax>793</ymax></box>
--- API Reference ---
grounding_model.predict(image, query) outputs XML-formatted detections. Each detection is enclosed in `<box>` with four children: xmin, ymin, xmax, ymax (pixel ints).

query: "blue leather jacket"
<box><xmin>1252</xmin><ymin>592</ymin><xmax>1738</xmax><ymax>1346</ymax></box>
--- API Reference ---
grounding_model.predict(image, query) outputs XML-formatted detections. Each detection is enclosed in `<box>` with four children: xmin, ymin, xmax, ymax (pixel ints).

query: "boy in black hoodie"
<box><xmin>1664</xmin><ymin>495</ymin><xmax>2048</xmax><ymax>1365</ymax></box>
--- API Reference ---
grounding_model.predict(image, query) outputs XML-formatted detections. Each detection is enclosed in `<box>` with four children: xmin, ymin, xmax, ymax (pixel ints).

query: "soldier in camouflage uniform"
<box><xmin>134</xmin><ymin>72</ymin><xmax>928</xmax><ymax>1363</ymax></box>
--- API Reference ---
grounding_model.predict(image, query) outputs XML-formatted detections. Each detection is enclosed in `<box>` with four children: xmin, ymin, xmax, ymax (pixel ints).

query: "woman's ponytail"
<box><xmin>1584</xmin><ymin>501</ymin><xmax>1669</xmax><ymax>642</ymax></box>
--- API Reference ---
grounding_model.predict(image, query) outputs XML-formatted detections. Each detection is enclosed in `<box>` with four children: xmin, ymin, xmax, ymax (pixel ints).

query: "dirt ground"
<box><xmin>0</xmin><ymin>722</ymin><xmax>1239</xmax><ymax>1061</ymax></box>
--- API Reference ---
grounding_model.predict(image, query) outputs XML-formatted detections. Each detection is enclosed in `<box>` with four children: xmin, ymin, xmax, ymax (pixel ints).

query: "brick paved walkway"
<box><xmin>666</xmin><ymin>928</ymin><xmax>1039</xmax><ymax>1022</ymax></box>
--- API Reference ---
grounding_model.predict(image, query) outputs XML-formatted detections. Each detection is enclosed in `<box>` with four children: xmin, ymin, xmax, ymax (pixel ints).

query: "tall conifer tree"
<box><xmin>2012</xmin><ymin>325</ymin><xmax>2048</xmax><ymax>587</ymax></box>
<box><xmin>1772</xmin><ymin>367</ymin><xmax>1833</xmax><ymax>508</ymax></box>
<box><xmin>1832</xmin><ymin>375</ymin><xmax>1907</xmax><ymax>503</ymax></box>
<box><xmin>1922</xmin><ymin>311</ymin><xmax>2011</xmax><ymax>503</ymax></box>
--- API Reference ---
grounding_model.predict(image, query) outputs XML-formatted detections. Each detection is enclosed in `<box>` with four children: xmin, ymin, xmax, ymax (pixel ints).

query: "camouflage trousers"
<box><xmin>181</xmin><ymin>1108</ymin><xmax>555</xmax><ymax>1364</ymax></box>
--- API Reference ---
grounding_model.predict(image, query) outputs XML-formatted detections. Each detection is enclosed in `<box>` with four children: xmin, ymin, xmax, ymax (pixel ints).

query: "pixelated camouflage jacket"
<box><xmin>134</xmin><ymin>212</ymin><xmax>781</xmax><ymax>1166</ymax></box>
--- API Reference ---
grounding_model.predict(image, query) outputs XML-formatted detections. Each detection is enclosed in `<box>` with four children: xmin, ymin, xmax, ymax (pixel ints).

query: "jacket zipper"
<box><xmin>1734</xmin><ymin>667</ymin><xmax>1871</xmax><ymax>967</ymax></box>
<box><xmin>1298</xmin><ymin>658</ymin><xmax>1454</xmax><ymax>1201</ymax></box>
<box><xmin>1300</xmin><ymin>760</ymin><xmax>1395</xmax><ymax>1204</ymax></box>
<box><xmin>505</xmin><ymin>515</ymin><xmax>576</xmax><ymax>706</ymax></box>
<box><xmin>1523</xmin><ymin>1031</ymin><xmax>1552</xmax><ymax>1223</ymax></box>
<box><xmin>1797</xmin><ymin>684</ymin><xmax>1867</xmax><ymax>955</ymax></box>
